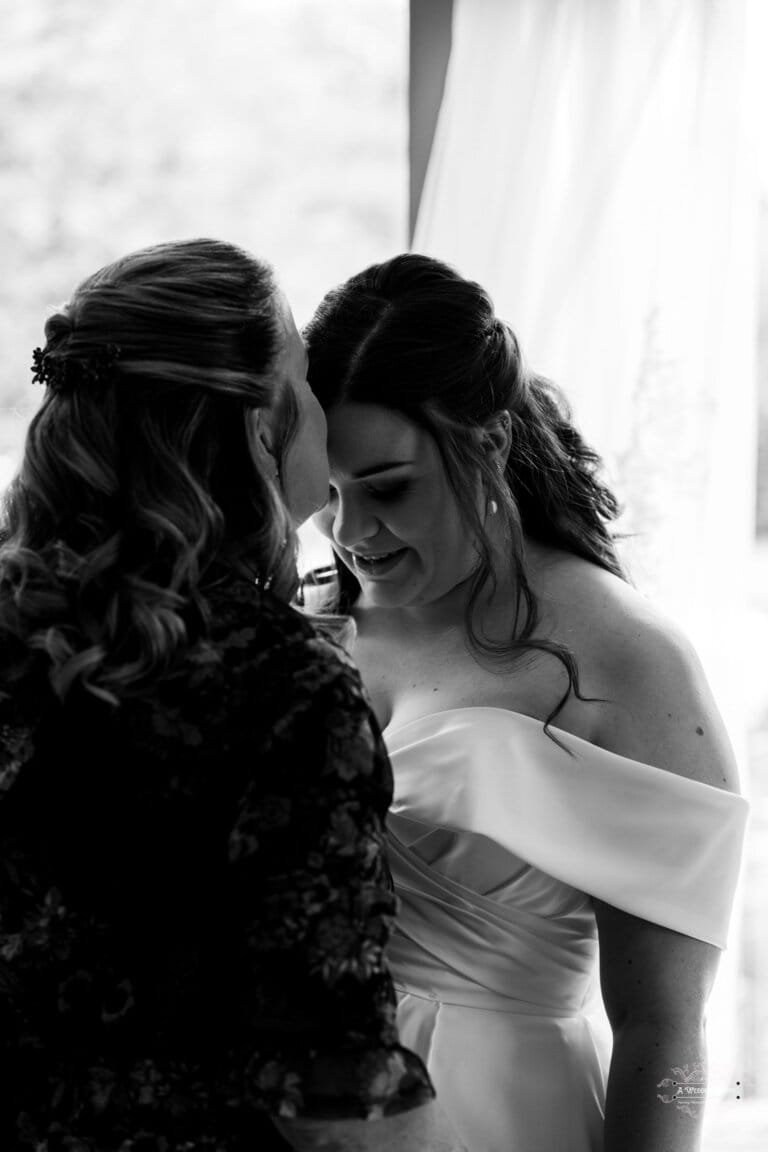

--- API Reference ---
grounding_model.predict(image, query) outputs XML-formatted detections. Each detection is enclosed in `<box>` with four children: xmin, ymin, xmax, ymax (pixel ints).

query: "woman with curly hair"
<box><xmin>304</xmin><ymin>253</ymin><xmax>749</xmax><ymax>1152</ymax></box>
<box><xmin>0</xmin><ymin>240</ymin><xmax>465</xmax><ymax>1152</ymax></box>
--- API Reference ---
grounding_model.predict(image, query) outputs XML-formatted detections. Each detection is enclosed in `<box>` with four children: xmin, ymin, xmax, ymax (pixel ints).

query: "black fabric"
<box><xmin>0</xmin><ymin>578</ymin><xmax>433</xmax><ymax>1150</ymax></box>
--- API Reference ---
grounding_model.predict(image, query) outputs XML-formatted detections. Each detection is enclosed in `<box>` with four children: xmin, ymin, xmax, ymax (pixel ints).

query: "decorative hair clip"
<box><xmin>31</xmin><ymin>343</ymin><xmax>121</xmax><ymax>392</ymax></box>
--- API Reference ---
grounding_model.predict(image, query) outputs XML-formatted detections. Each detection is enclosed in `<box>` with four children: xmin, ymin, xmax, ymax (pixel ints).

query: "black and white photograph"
<box><xmin>1</xmin><ymin>2</ymin><xmax>767</xmax><ymax>1149</ymax></box>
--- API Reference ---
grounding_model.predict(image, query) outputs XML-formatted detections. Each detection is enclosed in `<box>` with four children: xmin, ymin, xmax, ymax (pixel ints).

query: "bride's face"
<box><xmin>314</xmin><ymin>402</ymin><xmax>481</xmax><ymax>610</ymax></box>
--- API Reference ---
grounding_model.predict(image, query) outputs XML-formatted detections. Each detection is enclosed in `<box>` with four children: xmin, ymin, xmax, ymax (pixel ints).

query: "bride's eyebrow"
<box><xmin>350</xmin><ymin>461</ymin><xmax>416</xmax><ymax>480</ymax></box>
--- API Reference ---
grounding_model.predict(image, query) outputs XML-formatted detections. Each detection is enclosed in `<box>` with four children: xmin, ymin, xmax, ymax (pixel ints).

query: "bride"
<box><xmin>302</xmin><ymin>252</ymin><xmax>749</xmax><ymax>1152</ymax></box>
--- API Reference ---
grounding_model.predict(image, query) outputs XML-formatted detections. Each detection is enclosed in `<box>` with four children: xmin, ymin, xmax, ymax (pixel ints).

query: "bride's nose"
<box><xmin>332</xmin><ymin>491</ymin><xmax>380</xmax><ymax>551</ymax></box>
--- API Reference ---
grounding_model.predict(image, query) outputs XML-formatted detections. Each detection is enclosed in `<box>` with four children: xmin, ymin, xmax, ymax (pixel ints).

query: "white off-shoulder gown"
<box><xmin>384</xmin><ymin>707</ymin><xmax>749</xmax><ymax>1152</ymax></box>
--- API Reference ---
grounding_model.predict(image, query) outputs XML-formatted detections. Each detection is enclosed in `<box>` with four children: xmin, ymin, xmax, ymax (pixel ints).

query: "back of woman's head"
<box><xmin>304</xmin><ymin>252</ymin><xmax>624</xmax><ymax>581</ymax></box>
<box><xmin>0</xmin><ymin>238</ymin><xmax>297</xmax><ymax>702</ymax></box>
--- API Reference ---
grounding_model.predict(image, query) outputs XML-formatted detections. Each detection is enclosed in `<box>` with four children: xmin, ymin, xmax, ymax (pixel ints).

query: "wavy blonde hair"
<box><xmin>0</xmin><ymin>238</ymin><xmax>299</xmax><ymax>703</ymax></box>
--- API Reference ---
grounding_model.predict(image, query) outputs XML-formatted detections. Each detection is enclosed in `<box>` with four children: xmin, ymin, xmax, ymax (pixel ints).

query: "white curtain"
<box><xmin>414</xmin><ymin>0</ymin><xmax>758</xmax><ymax>1103</ymax></box>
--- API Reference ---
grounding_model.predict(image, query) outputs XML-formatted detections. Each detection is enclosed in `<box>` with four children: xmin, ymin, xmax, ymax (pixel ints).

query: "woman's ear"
<box><xmin>246</xmin><ymin>408</ymin><xmax>279</xmax><ymax>480</ymax></box>
<box><xmin>481</xmin><ymin>409</ymin><xmax>513</xmax><ymax>471</ymax></box>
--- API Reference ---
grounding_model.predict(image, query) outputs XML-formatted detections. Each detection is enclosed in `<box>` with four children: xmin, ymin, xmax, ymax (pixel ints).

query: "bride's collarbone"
<box><xmin>352</xmin><ymin>627</ymin><xmax>604</xmax><ymax>741</ymax></box>
<box><xmin>357</xmin><ymin>646</ymin><xmax>568</xmax><ymax>735</ymax></box>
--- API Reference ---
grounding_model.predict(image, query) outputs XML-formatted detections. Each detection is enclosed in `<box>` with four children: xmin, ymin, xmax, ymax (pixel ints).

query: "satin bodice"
<box><xmin>384</xmin><ymin>706</ymin><xmax>749</xmax><ymax>1017</ymax></box>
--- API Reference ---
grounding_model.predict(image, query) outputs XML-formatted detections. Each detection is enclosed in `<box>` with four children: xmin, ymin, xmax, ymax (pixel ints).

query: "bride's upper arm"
<box><xmin>531</xmin><ymin>563</ymin><xmax>744</xmax><ymax>1027</ymax></box>
<box><xmin>589</xmin><ymin>599</ymin><xmax>740</xmax><ymax>1029</ymax></box>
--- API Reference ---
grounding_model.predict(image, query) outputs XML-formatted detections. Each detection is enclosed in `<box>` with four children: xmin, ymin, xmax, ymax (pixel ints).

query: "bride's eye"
<box><xmin>368</xmin><ymin>481</ymin><xmax>410</xmax><ymax>501</ymax></box>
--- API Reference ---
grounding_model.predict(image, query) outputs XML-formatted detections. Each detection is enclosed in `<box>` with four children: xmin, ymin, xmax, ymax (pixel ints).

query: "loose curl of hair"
<box><xmin>0</xmin><ymin>238</ymin><xmax>299</xmax><ymax>704</ymax></box>
<box><xmin>303</xmin><ymin>253</ymin><xmax>628</xmax><ymax>731</ymax></box>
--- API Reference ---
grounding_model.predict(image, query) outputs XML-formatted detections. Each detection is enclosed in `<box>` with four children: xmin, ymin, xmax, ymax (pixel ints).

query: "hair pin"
<box><xmin>31</xmin><ymin>343</ymin><xmax>121</xmax><ymax>393</ymax></box>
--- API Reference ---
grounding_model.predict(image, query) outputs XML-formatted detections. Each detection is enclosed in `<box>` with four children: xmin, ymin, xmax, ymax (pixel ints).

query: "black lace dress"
<box><xmin>0</xmin><ymin>578</ymin><xmax>433</xmax><ymax>1150</ymax></box>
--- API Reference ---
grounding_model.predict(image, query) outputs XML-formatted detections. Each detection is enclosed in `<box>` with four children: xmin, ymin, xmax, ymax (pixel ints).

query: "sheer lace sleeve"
<box><xmin>227</xmin><ymin>629</ymin><xmax>435</xmax><ymax>1121</ymax></box>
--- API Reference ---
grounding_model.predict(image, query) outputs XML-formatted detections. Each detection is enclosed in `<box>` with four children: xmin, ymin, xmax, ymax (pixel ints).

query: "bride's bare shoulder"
<box><xmin>526</xmin><ymin>540</ymin><xmax>669</xmax><ymax>654</ymax></box>
<box><xmin>528</xmin><ymin>544</ymin><xmax>740</xmax><ymax>791</ymax></box>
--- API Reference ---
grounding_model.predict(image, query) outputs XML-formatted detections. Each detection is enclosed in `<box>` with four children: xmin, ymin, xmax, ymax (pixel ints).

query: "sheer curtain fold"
<box><xmin>414</xmin><ymin>0</ymin><xmax>756</xmax><ymax>1101</ymax></box>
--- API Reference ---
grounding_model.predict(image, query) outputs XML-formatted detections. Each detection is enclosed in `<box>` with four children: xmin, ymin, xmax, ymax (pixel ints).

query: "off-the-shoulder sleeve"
<box><xmin>227</xmin><ymin>631</ymin><xmax>435</xmax><ymax>1121</ymax></box>
<box><xmin>387</xmin><ymin>707</ymin><xmax>749</xmax><ymax>950</ymax></box>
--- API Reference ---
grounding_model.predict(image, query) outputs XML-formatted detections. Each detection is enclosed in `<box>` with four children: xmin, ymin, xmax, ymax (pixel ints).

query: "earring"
<box><xmin>489</xmin><ymin>499</ymin><xmax>498</xmax><ymax>516</ymax></box>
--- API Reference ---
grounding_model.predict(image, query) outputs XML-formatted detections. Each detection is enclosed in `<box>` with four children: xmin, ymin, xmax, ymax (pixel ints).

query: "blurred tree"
<box><xmin>0</xmin><ymin>0</ymin><xmax>408</xmax><ymax>487</ymax></box>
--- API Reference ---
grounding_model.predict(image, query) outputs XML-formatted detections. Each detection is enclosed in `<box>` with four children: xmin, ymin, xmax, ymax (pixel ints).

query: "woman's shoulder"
<box><xmin>531</xmin><ymin>547</ymin><xmax>741</xmax><ymax>792</ymax></box>
<box><xmin>207</xmin><ymin>578</ymin><xmax>364</xmax><ymax>697</ymax></box>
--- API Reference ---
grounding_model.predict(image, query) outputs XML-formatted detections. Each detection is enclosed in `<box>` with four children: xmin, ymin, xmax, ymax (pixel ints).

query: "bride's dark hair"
<box><xmin>303</xmin><ymin>252</ymin><xmax>627</xmax><ymax>729</ymax></box>
<box><xmin>0</xmin><ymin>238</ymin><xmax>299</xmax><ymax>703</ymax></box>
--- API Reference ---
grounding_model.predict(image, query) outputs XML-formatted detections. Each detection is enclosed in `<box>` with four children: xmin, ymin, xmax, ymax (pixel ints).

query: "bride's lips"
<box><xmin>349</xmin><ymin>547</ymin><xmax>409</xmax><ymax>578</ymax></box>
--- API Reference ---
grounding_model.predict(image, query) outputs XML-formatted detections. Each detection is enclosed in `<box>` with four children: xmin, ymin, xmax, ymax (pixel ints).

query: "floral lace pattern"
<box><xmin>0</xmin><ymin>578</ymin><xmax>433</xmax><ymax>1150</ymax></box>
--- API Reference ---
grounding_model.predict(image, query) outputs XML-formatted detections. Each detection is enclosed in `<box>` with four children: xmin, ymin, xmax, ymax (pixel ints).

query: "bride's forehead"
<box><xmin>326</xmin><ymin>403</ymin><xmax>425</xmax><ymax>456</ymax></box>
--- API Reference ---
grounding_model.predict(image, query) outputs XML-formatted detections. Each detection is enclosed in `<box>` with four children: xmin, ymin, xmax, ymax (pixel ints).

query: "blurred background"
<box><xmin>1</xmin><ymin>1</ymin><xmax>766</xmax><ymax>1147</ymax></box>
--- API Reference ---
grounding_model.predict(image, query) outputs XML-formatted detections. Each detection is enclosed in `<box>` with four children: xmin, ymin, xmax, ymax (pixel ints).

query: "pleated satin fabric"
<box><xmin>384</xmin><ymin>707</ymin><xmax>749</xmax><ymax>1152</ymax></box>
